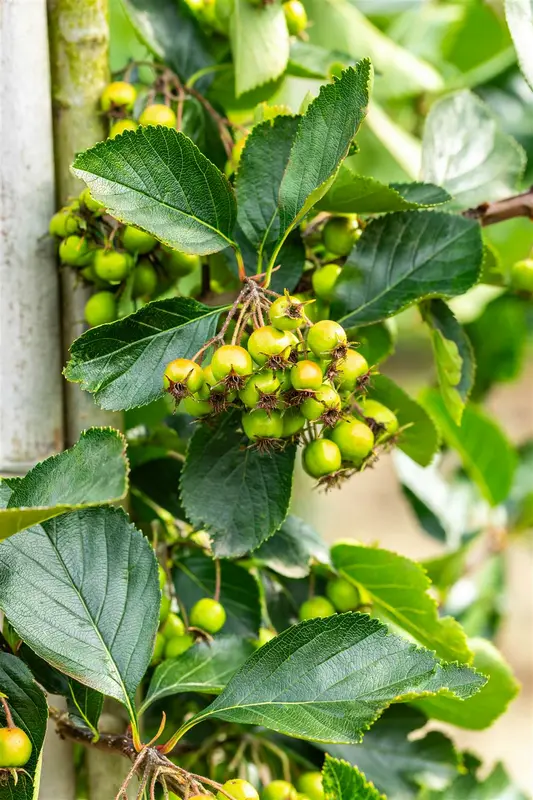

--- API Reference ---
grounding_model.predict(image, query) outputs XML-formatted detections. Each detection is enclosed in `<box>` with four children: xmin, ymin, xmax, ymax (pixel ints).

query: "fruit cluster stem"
<box><xmin>0</xmin><ymin>696</ymin><xmax>15</xmax><ymax>729</ymax></box>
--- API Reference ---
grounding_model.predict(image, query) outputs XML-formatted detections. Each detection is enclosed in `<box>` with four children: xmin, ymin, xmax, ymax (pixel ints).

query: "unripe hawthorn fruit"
<box><xmin>269</xmin><ymin>295</ymin><xmax>306</xmax><ymax>331</ymax></box>
<box><xmin>161</xmin><ymin>612</ymin><xmax>186</xmax><ymax>640</ymax></box>
<box><xmin>161</xmin><ymin>246</ymin><xmax>201</xmax><ymax>278</ymax></box>
<box><xmin>84</xmin><ymin>291</ymin><xmax>117</xmax><ymax>327</ymax></box>
<box><xmin>183</xmin><ymin>393</ymin><xmax>213</xmax><ymax>417</ymax></box>
<box><xmin>277</xmin><ymin>368</ymin><xmax>292</xmax><ymax>392</ymax></box>
<box><xmin>217</xmin><ymin>779</ymin><xmax>260</xmax><ymax>800</ymax></box>
<box><xmin>231</xmin><ymin>137</ymin><xmax>247</xmax><ymax>171</ymax></box>
<box><xmin>326</xmin><ymin>577</ymin><xmax>360</xmax><ymax>612</ymax></box>
<box><xmin>132</xmin><ymin>259</ymin><xmax>158</xmax><ymax>298</ymax></box>
<box><xmin>281</xmin><ymin>408</ymin><xmax>306</xmax><ymax>438</ymax></box>
<box><xmin>49</xmin><ymin>209</ymin><xmax>80</xmax><ymax>238</ymax></box>
<box><xmin>334</xmin><ymin>349</ymin><xmax>368</xmax><ymax>392</ymax></box>
<box><xmin>263</xmin><ymin>780</ymin><xmax>298</xmax><ymax>800</ymax></box>
<box><xmin>79</xmin><ymin>188</ymin><xmax>105</xmax><ymax>215</ymax></box>
<box><xmin>165</xmin><ymin>634</ymin><xmax>195</xmax><ymax>659</ymax></box>
<box><xmin>158</xmin><ymin>564</ymin><xmax>166</xmax><ymax>590</ymax></box>
<box><xmin>242</xmin><ymin>409</ymin><xmax>283</xmax><ymax>441</ymax></box>
<box><xmin>151</xmin><ymin>632</ymin><xmax>166</xmax><ymax>665</ymax></box>
<box><xmin>239</xmin><ymin>370</ymin><xmax>280</xmax><ymax>408</ymax></box>
<box><xmin>297</xmin><ymin>772</ymin><xmax>324</xmax><ymax>800</ymax></box>
<box><xmin>248</xmin><ymin>326</ymin><xmax>295</xmax><ymax>367</ymax></box>
<box><xmin>0</xmin><ymin>727</ymin><xmax>32</xmax><ymax>768</ymax></box>
<box><xmin>59</xmin><ymin>235</ymin><xmax>93</xmax><ymax>266</ymax></box>
<box><xmin>190</xmin><ymin>598</ymin><xmax>227</xmax><ymax>634</ymax></box>
<box><xmin>303</xmin><ymin>438</ymin><xmax>342</xmax><ymax>478</ymax></box>
<box><xmin>101</xmin><ymin>81</ymin><xmax>137</xmax><ymax>111</ymax></box>
<box><xmin>139</xmin><ymin>103</ymin><xmax>177</xmax><ymax>128</ymax></box>
<box><xmin>211</xmin><ymin>345</ymin><xmax>253</xmax><ymax>382</ymax></box>
<box><xmin>109</xmin><ymin>119</ymin><xmax>138</xmax><ymax>138</ymax></box>
<box><xmin>330</xmin><ymin>418</ymin><xmax>374</xmax><ymax>463</ymax></box>
<box><xmin>301</xmin><ymin>385</ymin><xmax>341</xmax><ymax>422</ymax></box>
<box><xmin>359</xmin><ymin>398</ymin><xmax>399</xmax><ymax>442</ymax></box>
<box><xmin>164</xmin><ymin>358</ymin><xmax>204</xmax><ymax>394</ymax></box>
<box><xmin>254</xmin><ymin>627</ymin><xmax>276</xmax><ymax>648</ymax></box>
<box><xmin>510</xmin><ymin>259</ymin><xmax>533</xmax><ymax>292</ymax></box>
<box><xmin>322</xmin><ymin>216</ymin><xmax>359</xmax><ymax>257</ymax></box>
<box><xmin>159</xmin><ymin>593</ymin><xmax>171</xmax><ymax>624</ymax></box>
<box><xmin>312</xmin><ymin>263</ymin><xmax>341</xmax><ymax>302</ymax></box>
<box><xmin>291</xmin><ymin>360</ymin><xmax>323</xmax><ymax>392</ymax></box>
<box><xmin>283</xmin><ymin>0</ymin><xmax>308</xmax><ymax>35</ymax></box>
<box><xmin>93</xmin><ymin>249</ymin><xmax>131</xmax><ymax>283</ymax></box>
<box><xmin>122</xmin><ymin>225</ymin><xmax>157</xmax><ymax>254</ymax></box>
<box><xmin>299</xmin><ymin>595</ymin><xmax>336</xmax><ymax>621</ymax></box>
<box><xmin>307</xmin><ymin>320</ymin><xmax>347</xmax><ymax>357</ymax></box>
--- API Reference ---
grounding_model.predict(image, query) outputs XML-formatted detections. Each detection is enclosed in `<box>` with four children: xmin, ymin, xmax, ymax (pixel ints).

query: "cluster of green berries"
<box><xmin>210</xmin><ymin>770</ymin><xmax>323</xmax><ymax>800</ymax></box>
<box><xmin>152</xmin><ymin>565</ymin><xmax>227</xmax><ymax>665</ymax></box>
<box><xmin>164</xmin><ymin>291</ymin><xmax>398</xmax><ymax>485</ymax></box>
<box><xmin>299</xmin><ymin>576</ymin><xmax>360</xmax><ymax>621</ymax></box>
<box><xmin>49</xmin><ymin>188</ymin><xmax>199</xmax><ymax>327</ymax></box>
<box><xmin>100</xmin><ymin>80</ymin><xmax>179</xmax><ymax>139</ymax></box>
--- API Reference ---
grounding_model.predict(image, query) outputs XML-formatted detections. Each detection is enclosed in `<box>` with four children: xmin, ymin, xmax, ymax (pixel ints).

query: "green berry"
<box><xmin>242</xmin><ymin>409</ymin><xmax>283</xmax><ymax>440</ymax></box>
<box><xmin>59</xmin><ymin>235</ymin><xmax>93</xmax><ymax>266</ymax></box>
<box><xmin>101</xmin><ymin>81</ymin><xmax>137</xmax><ymax>112</ymax></box>
<box><xmin>283</xmin><ymin>0</ymin><xmax>308</xmax><ymax>35</ymax></box>
<box><xmin>358</xmin><ymin>399</ymin><xmax>399</xmax><ymax>442</ymax></box>
<box><xmin>93</xmin><ymin>250</ymin><xmax>131</xmax><ymax>283</ymax></box>
<box><xmin>330</xmin><ymin>418</ymin><xmax>374</xmax><ymax>463</ymax></box>
<box><xmin>269</xmin><ymin>295</ymin><xmax>306</xmax><ymax>331</ymax></box>
<box><xmin>79</xmin><ymin>188</ymin><xmax>105</xmax><ymax>214</ymax></box>
<box><xmin>322</xmin><ymin>216</ymin><xmax>359</xmax><ymax>257</ymax></box>
<box><xmin>281</xmin><ymin>408</ymin><xmax>306</xmax><ymax>438</ymax></box>
<box><xmin>132</xmin><ymin>259</ymin><xmax>158</xmax><ymax>298</ymax></box>
<box><xmin>159</xmin><ymin>593</ymin><xmax>171</xmax><ymax>624</ymax></box>
<box><xmin>151</xmin><ymin>632</ymin><xmax>166</xmax><ymax>665</ymax></box>
<box><xmin>161</xmin><ymin>612</ymin><xmax>186</xmax><ymax>640</ymax></box>
<box><xmin>299</xmin><ymin>596</ymin><xmax>336</xmax><ymax>621</ymax></box>
<box><xmin>510</xmin><ymin>259</ymin><xmax>533</xmax><ymax>292</ymax></box>
<box><xmin>291</xmin><ymin>360</ymin><xmax>323</xmax><ymax>392</ymax></box>
<box><xmin>109</xmin><ymin>119</ymin><xmax>138</xmax><ymax>138</ymax></box>
<box><xmin>262</xmin><ymin>780</ymin><xmax>298</xmax><ymax>800</ymax></box>
<box><xmin>164</xmin><ymin>358</ymin><xmax>204</xmax><ymax>394</ymax></box>
<box><xmin>189</xmin><ymin>598</ymin><xmax>227</xmax><ymax>634</ymax></box>
<box><xmin>312</xmin><ymin>263</ymin><xmax>341</xmax><ymax>302</ymax></box>
<box><xmin>122</xmin><ymin>225</ymin><xmax>157</xmax><ymax>254</ymax></box>
<box><xmin>49</xmin><ymin>209</ymin><xmax>80</xmax><ymax>238</ymax></box>
<box><xmin>183</xmin><ymin>393</ymin><xmax>213</xmax><ymax>417</ymax></box>
<box><xmin>326</xmin><ymin>578</ymin><xmax>360</xmax><ymax>612</ymax></box>
<box><xmin>334</xmin><ymin>349</ymin><xmax>368</xmax><ymax>392</ymax></box>
<box><xmin>248</xmin><ymin>326</ymin><xmax>295</xmax><ymax>367</ymax></box>
<box><xmin>84</xmin><ymin>291</ymin><xmax>117</xmax><ymax>327</ymax></box>
<box><xmin>301</xmin><ymin>385</ymin><xmax>341</xmax><ymax>422</ymax></box>
<box><xmin>158</xmin><ymin>564</ymin><xmax>166</xmax><ymax>590</ymax></box>
<box><xmin>165</xmin><ymin>634</ymin><xmax>195</xmax><ymax>659</ymax></box>
<box><xmin>139</xmin><ymin>103</ymin><xmax>177</xmax><ymax>128</ymax></box>
<box><xmin>0</xmin><ymin>727</ymin><xmax>32</xmax><ymax>768</ymax></box>
<box><xmin>254</xmin><ymin>627</ymin><xmax>276</xmax><ymax>647</ymax></box>
<box><xmin>217</xmin><ymin>779</ymin><xmax>259</xmax><ymax>800</ymax></box>
<box><xmin>302</xmin><ymin>439</ymin><xmax>342</xmax><ymax>478</ymax></box>
<box><xmin>239</xmin><ymin>370</ymin><xmax>280</xmax><ymax>407</ymax></box>
<box><xmin>211</xmin><ymin>345</ymin><xmax>253</xmax><ymax>381</ymax></box>
<box><xmin>307</xmin><ymin>321</ymin><xmax>347</xmax><ymax>357</ymax></box>
<box><xmin>161</xmin><ymin>247</ymin><xmax>201</xmax><ymax>278</ymax></box>
<box><xmin>297</xmin><ymin>772</ymin><xmax>324</xmax><ymax>800</ymax></box>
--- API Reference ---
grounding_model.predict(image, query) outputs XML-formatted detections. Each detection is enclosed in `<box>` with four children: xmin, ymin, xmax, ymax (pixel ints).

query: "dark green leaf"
<box><xmin>173</xmin><ymin>553</ymin><xmax>261</xmax><ymax>637</ymax></box>
<box><xmin>0</xmin><ymin>508</ymin><xmax>159</xmax><ymax>722</ymax></box>
<box><xmin>332</xmin><ymin>211</ymin><xmax>483</xmax><ymax>327</ymax></box>
<box><xmin>367</xmin><ymin>374</ymin><xmax>439</xmax><ymax>467</ymax></box>
<box><xmin>323</xmin><ymin>706</ymin><xmax>461</xmax><ymax>799</ymax></box>
<box><xmin>179</xmin><ymin>614</ymin><xmax>483</xmax><ymax>744</ymax></box>
<box><xmin>230</xmin><ymin>0</ymin><xmax>290</xmax><ymax>96</ymax></box>
<box><xmin>141</xmin><ymin>636</ymin><xmax>255</xmax><ymax>712</ymax></box>
<box><xmin>422</xmin><ymin>391</ymin><xmax>517</xmax><ymax>506</ymax></box>
<box><xmin>350</xmin><ymin>323</ymin><xmax>395</xmax><ymax>366</ymax></box>
<box><xmin>0</xmin><ymin>428</ymin><xmax>128</xmax><ymax>539</ymax></box>
<box><xmin>121</xmin><ymin>0</ymin><xmax>214</xmax><ymax>82</ymax></box>
<box><xmin>421</xmin><ymin>299</ymin><xmax>476</xmax><ymax>425</ymax></box>
<box><xmin>317</xmin><ymin>166</ymin><xmax>450</xmax><ymax>214</ymax></box>
<box><xmin>276</xmin><ymin>64</ymin><xmax>371</xmax><ymax>246</ymax></box>
<box><xmin>72</xmin><ymin>127</ymin><xmax>237</xmax><ymax>255</ymax></box>
<box><xmin>421</xmin><ymin>90</ymin><xmax>525</xmax><ymax>208</ymax></box>
<box><xmin>415</xmin><ymin>637</ymin><xmax>519</xmax><ymax>730</ymax></box>
<box><xmin>67</xmin><ymin>681</ymin><xmax>104</xmax><ymax>741</ymax></box>
<box><xmin>331</xmin><ymin>543</ymin><xmax>472</xmax><ymax>663</ymax></box>
<box><xmin>322</xmin><ymin>755</ymin><xmax>385</xmax><ymax>800</ymax></box>
<box><xmin>0</xmin><ymin>653</ymin><xmax>48</xmax><ymax>800</ymax></box>
<box><xmin>401</xmin><ymin>485</ymin><xmax>447</xmax><ymax>543</ymax></box>
<box><xmin>65</xmin><ymin>298</ymin><xmax>222</xmax><ymax>411</ymax></box>
<box><xmin>465</xmin><ymin>295</ymin><xmax>528</xmax><ymax>400</ymax></box>
<box><xmin>180</xmin><ymin>411</ymin><xmax>297</xmax><ymax>557</ymax></box>
<box><xmin>252</xmin><ymin>515</ymin><xmax>330</xmax><ymax>578</ymax></box>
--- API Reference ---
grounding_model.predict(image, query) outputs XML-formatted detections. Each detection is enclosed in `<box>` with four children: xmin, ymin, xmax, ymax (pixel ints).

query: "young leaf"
<box><xmin>67</xmin><ymin>681</ymin><xmax>104</xmax><ymax>741</ymax></box>
<box><xmin>421</xmin><ymin>91</ymin><xmax>525</xmax><ymax>208</ymax></box>
<box><xmin>180</xmin><ymin>411</ymin><xmax>297</xmax><ymax>557</ymax></box>
<box><xmin>252</xmin><ymin>515</ymin><xmax>330</xmax><ymax>579</ymax></box>
<box><xmin>366</xmin><ymin>374</ymin><xmax>439</xmax><ymax>467</ymax></box>
<box><xmin>72</xmin><ymin>127</ymin><xmax>237</xmax><ymax>255</ymax></box>
<box><xmin>230</xmin><ymin>0</ymin><xmax>290</xmax><ymax>96</ymax></box>
<box><xmin>173</xmin><ymin>553</ymin><xmax>261</xmax><ymax>637</ymax></box>
<box><xmin>317</xmin><ymin>166</ymin><xmax>450</xmax><ymax>214</ymax></box>
<box><xmin>0</xmin><ymin>428</ymin><xmax>128</xmax><ymax>540</ymax></box>
<box><xmin>506</xmin><ymin>0</ymin><xmax>533</xmax><ymax>91</ymax></box>
<box><xmin>177</xmin><ymin>614</ymin><xmax>482</xmax><ymax>745</ymax></box>
<box><xmin>322</xmin><ymin>755</ymin><xmax>385</xmax><ymax>800</ymax></box>
<box><xmin>422</xmin><ymin>391</ymin><xmax>517</xmax><ymax>506</ymax></box>
<box><xmin>332</xmin><ymin>211</ymin><xmax>483</xmax><ymax>327</ymax></box>
<box><xmin>414</xmin><ymin>637</ymin><xmax>520</xmax><ymax>730</ymax></box>
<box><xmin>141</xmin><ymin>637</ymin><xmax>255</xmax><ymax>712</ymax></box>
<box><xmin>0</xmin><ymin>507</ymin><xmax>159</xmax><ymax>724</ymax></box>
<box><xmin>331</xmin><ymin>542</ymin><xmax>472</xmax><ymax>663</ymax></box>
<box><xmin>122</xmin><ymin>0</ymin><xmax>214</xmax><ymax>82</ymax></box>
<box><xmin>276</xmin><ymin>63</ymin><xmax>372</xmax><ymax>246</ymax></box>
<box><xmin>65</xmin><ymin>297</ymin><xmax>223</xmax><ymax>411</ymax></box>
<box><xmin>0</xmin><ymin>653</ymin><xmax>48</xmax><ymax>800</ymax></box>
<box><xmin>323</xmin><ymin>706</ymin><xmax>461</xmax><ymax>799</ymax></box>
<box><xmin>421</xmin><ymin>299</ymin><xmax>475</xmax><ymax>425</ymax></box>
<box><xmin>424</xmin><ymin>758</ymin><xmax>528</xmax><ymax>800</ymax></box>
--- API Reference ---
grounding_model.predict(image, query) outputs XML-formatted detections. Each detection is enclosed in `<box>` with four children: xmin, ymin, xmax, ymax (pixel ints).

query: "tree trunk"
<box><xmin>47</xmin><ymin>0</ymin><xmax>120</xmax><ymax>445</ymax></box>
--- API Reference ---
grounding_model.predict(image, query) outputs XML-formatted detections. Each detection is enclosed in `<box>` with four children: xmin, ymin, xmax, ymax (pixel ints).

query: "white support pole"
<box><xmin>0</xmin><ymin>0</ymin><xmax>65</xmax><ymax>473</ymax></box>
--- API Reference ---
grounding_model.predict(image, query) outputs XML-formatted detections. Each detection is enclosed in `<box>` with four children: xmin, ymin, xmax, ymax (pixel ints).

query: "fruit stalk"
<box><xmin>0</xmin><ymin>696</ymin><xmax>15</xmax><ymax>729</ymax></box>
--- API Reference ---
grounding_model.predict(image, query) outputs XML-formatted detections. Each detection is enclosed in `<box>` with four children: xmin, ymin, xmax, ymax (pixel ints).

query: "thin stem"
<box><xmin>463</xmin><ymin>187</ymin><xmax>533</xmax><ymax>226</ymax></box>
<box><xmin>185</xmin><ymin>63</ymin><xmax>232</xmax><ymax>88</ymax></box>
<box><xmin>214</xmin><ymin>559</ymin><xmax>221</xmax><ymax>603</ymax></box>
<box><xmin>234</xmin><ymin>248</ymin><xmax>247</xmax><ymax>282</ymax></box>
<box><xmin>0</xmin><ymin>696</ymin><xmax>15</xmax><ymax>728</ymax></box>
